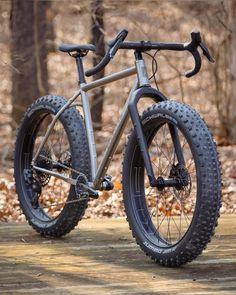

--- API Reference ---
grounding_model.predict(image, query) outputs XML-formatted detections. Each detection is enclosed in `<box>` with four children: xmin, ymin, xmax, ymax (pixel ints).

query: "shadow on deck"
<box><xmin>0</xmin><ymin>214</ymin><xmax>236</xmax><ymax>294</ymax></box>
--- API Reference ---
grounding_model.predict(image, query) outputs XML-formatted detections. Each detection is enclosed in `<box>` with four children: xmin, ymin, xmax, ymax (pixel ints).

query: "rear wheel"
<box><xmin>14</xmin><ymin>95</ymin><xmax>90</xmax><ymax>237</ymax></box>
<box><xmin>123</xmin><ymin>101</ymin><xmax>221</xmax><ymax>266</ymax></box>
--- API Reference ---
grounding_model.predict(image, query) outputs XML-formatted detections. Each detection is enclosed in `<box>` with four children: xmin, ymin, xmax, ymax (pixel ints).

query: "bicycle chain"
<box><xmin>25</xmin><ymin>154</ymin><xmax>96</xmax><ymax>209</ymax></box>
<box><xmin>41</xmin><ymin>174</ymin><xmax>90</xmax><ymax>209</ymax></box>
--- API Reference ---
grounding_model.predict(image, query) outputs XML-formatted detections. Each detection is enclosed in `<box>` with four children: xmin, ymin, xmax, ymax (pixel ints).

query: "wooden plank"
<box><xmin>0</xmin><ymin>214</ymin><xmax>236</xmax><ymax>294</ymax></box>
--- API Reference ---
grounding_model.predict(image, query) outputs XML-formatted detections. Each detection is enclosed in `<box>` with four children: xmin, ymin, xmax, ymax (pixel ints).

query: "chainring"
<box><xmin>75</xmin><ymin>173</ymin><xmax>89</xmax><ymax>198</ymax></box>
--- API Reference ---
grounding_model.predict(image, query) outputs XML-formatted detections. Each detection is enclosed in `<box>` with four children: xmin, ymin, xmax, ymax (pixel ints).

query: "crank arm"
<box><xmin>80</xmin><ymin>183</ymin><xmax>99</xmax><ymax>199</ymax></box>
<box><xmin>32</xmin><ymin>165</ymin><xmax>98</xmax><ymax>198</ymax></box>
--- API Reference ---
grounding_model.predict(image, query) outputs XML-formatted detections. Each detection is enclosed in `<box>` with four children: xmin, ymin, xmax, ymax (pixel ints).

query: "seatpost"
<box><xmin>75</xmin><ymin>54</ymin><xmax>86</xmax><ymax>85</ymax></box>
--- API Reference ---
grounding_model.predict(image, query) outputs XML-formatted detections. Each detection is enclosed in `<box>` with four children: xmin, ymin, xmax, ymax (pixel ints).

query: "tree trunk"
<box><xmin>229</xmin><ymin>0</ymin><xmax>236</xmax><ymax>143</ymax></box>
<box><xmin>45</xmin><ymin>3</ymin><xmax>56</xmax><ymax>52</ymax></box>
<box><xmin>90</xmin><ymin>0</ymin><xmax>105</xmax><ymax>131</ymax></box>
<box><xmin>10</xmin><ymin>0</ymin><xmax>49</xmax><ymax>128</ymax></box>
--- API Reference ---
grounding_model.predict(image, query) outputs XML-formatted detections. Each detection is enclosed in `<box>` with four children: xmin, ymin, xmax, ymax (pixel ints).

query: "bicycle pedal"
<box><xmin>100</xmin><ymin>175</ymin><xmax>114</xmax><ymax>191</ymax></box>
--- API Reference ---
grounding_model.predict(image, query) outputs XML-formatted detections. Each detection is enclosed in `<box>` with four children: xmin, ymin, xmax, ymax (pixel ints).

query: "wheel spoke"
<box><xmin>143</xmin><ymin>122</ymin><xmax>197</xmax><ymax>246</ymax></box>
<box><xmin>124</xmin><ymin>102</ymin><xmax>221</xmax><ymax>266</ymax></box>
<box><xmin>31</xmin><ymin>117</ymin><xmax>74</xmax><ymax>219</ymax></box>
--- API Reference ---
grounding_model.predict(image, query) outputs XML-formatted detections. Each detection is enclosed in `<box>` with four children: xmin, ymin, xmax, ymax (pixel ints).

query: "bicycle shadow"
<box><xmin>1</xmin><ymin>219</ymin><xmax>235</xmax><ymax>294</ymax></box>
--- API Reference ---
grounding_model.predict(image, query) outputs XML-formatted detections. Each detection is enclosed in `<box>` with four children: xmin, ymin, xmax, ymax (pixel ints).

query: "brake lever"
<box><xmin>199</xmin><ymin>42</ymin><xmax>215</xmax><ymax>63</ymax></box>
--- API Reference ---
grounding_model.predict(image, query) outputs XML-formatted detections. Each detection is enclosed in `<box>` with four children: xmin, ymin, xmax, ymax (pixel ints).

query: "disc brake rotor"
<box><xmin>169</xmin><ymin>163</ymin><xmax>191</xmax><ymax>195</ymax></box>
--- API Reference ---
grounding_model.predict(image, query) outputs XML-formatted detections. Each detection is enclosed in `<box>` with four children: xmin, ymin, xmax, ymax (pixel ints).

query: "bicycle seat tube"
<box><xmin>76</xmin><ymin>54</ymin><xmax>137</xmax><ymax>185</ymax></box>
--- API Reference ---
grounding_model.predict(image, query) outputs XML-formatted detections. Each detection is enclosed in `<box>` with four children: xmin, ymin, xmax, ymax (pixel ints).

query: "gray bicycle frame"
<box><xmin>32</xmin><ymin>58</ymin><xmax>150</xmax><ymax>190</ymax></box>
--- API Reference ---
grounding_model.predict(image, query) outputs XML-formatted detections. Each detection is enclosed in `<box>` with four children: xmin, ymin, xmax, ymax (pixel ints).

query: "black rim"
<box><xmin>131</xmin><ymin>119</ymin><xmax>197</xmax><ymax>248</ymax></box>
<box><xmin>19</xmin><ymin>110</ymin><xmax>74</xmax><ymax>221</ymax></box>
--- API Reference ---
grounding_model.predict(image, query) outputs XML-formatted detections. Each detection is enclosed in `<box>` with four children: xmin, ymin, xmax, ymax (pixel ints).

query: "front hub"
<box><xmin>155</xmin><ymin>163</ymin><xmax>190</xmax><ymax>191</ymax></box>
<box><xmin>169</xmin><ymin>163</ymin><xmax>190</xmax><ymax>188</ymax></box>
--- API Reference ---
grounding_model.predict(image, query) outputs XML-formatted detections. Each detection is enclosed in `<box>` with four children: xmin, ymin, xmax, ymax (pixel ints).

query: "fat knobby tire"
<box><xmin>122</xmin><ymin>100</ymin><xmax>221</xmax><ymax>266</ymax></box>
<box><xmin>14</xmin><ymin>95</ymin><xmax>91</xmax><ymax>237</ymax></box>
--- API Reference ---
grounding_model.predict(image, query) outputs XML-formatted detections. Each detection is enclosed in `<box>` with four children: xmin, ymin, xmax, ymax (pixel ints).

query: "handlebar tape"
<box><xmin>85</xmin><ymin>51</ymin><xmax>111</xmax><ymax>77</ymax></box>
<box><xmin>185</xmin><ymin>50</ymin><xmax>202</xmax><ymax>78</ymax></box>
<box><xmin>85</xmin><ymin>29</ymin><xmax>128</xmax><ymax>77</ymax></box>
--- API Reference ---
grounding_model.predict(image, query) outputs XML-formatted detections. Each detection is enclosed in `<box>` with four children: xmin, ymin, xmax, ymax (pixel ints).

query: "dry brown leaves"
<box><xmin>0</xmin><ymin>174</ymin><xmax>24</xmax><ymax>222</ymax></box>
<box><xmin>0</xmin><ymin>143</ymin><xmax>235</xmax><ymax>222</ymax></box>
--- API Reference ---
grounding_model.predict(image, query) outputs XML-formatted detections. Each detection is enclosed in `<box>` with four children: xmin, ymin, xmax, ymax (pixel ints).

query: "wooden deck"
<box><xmin>0</xmin><ymin>214</ymin><xmax>236</xmax><ymax>295</ymax></box>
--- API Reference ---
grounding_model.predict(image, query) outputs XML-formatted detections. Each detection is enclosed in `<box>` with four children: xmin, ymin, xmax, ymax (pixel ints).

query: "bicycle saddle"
<box><xmin>59</xmin><ymin>43</ymin><xmax>96</xmax><ymax>53</ymax></box>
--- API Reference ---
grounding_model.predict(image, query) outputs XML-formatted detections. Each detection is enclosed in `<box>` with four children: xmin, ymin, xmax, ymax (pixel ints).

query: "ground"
<box><xmin>0</xmin><ymin>215</ymin><xmax>236</xmax><ymax>294</ymax></box>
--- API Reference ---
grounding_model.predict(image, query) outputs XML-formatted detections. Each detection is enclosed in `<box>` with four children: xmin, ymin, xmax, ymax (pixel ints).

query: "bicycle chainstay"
<box><xmin>37</xmin><ymin>173</ymin><xmax>98</xmax><ymax>209</ymax></box>
<box><xmin>24</xmin><ymin>168</ymin><xmax>98</xmax><ymax>209</ymax></box>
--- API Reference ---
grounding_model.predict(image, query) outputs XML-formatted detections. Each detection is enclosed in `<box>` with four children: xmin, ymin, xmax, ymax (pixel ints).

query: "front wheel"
<box><xmin>122</xmin><ymin>101</ymin><xmax>221</xmax><ymax>266</ymax></box>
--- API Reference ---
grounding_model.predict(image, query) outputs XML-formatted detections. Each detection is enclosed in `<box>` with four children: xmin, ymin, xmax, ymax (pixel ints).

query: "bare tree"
<box><xmin>10</xmin><ymin>0</ymin><xmax>49</xmax><ymax>128</ymax></box>
<box><xmin>229</xmin><ymin>0</ymin><xmax>236</xmax><ymax>143</ymax></box>
<box><xmin>211</xmin><ymin>0</ymin><xmax>236</xmax><ymax>144</ymax></box>
<box><xmin>90</xmin><ymin>0</ymin><xmax>105</xmax><ymax>130</ymax></box>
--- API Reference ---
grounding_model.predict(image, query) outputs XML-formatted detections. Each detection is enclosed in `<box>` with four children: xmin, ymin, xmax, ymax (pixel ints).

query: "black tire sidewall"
<box><xmin>14</xmin><ymin>95</ymin><xmax>90</xmax><ymax>234</ymax></box>
<box><xmin>123</xmin><ymin>101</ymin><xmax>219</xmax><ymax>264</ymax></box>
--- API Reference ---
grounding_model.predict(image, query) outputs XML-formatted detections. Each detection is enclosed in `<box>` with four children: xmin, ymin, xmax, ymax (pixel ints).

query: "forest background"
<box><xmin>0</xmin><ymin>0</ymin><xmax>235</xmax><ymax>221</ymax></box>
